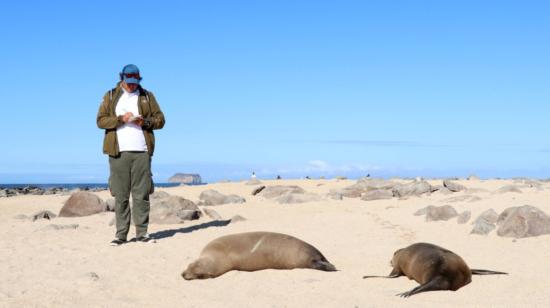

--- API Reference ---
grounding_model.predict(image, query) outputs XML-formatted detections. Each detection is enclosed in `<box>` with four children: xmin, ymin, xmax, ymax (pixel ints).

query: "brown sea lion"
<box><xmin>181</xmin><ymin>231</ymin><xmax>337</xmax><ymax>280</ymax></box>
<box><xmin>363</xmin><ymin>242</ymin><xmax>507</xmax><ymax>297</ymax></box>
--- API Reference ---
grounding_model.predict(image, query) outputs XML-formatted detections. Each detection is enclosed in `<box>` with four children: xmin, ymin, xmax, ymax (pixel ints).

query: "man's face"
<box><xmin>122</xmin><ymin>82</ymin><xmax>138</xmax><ymax>93</ymax></box>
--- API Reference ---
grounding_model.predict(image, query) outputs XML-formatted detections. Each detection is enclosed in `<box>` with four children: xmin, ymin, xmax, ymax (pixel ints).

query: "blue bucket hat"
<box><xmin>120</xmin><ymin>64</ymin><xmax>141</xmax><ymax>84</ymax></box>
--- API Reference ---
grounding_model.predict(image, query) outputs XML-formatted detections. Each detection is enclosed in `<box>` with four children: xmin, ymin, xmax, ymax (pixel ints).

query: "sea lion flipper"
<box><xmin>471</xmin><ymin>269</ymin><xmax>508</xmax><ymax>275</ymax></box>
<box><xmin>312</xmin><ymin>260</ymin><xmax>337</xmax><ymax>272</ymax></box>
<box><xmin>396</xmin><ymin>277</ymin><xmax>449</xmax><ymax>298</ymax></box>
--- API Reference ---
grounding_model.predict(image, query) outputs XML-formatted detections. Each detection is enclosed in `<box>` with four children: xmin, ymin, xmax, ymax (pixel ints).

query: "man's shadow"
<box><xmin>149</xmin><ymin>219</ymin><xmax>232</xmax><ymax>240</ymax></box>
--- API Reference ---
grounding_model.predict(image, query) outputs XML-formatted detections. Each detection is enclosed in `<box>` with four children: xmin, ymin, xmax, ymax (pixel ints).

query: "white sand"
<box><xmin>1</xmin><ymin>179</ymin><xmax>550</xmax><ymax>307</ymax></box>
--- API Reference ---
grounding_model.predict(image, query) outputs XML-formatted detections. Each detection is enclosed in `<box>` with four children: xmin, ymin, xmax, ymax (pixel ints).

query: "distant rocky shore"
<box><xmin>0</xmin><ymin>186</ymin><xmax>107</xmax><ymax>198</ymax></box>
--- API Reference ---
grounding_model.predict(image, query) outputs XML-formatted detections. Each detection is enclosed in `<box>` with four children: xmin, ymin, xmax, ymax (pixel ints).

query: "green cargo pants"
<box><xmin>109</xmin><ymin>151</ymin><xmax>152</xmax><ymax>240</ymax></box>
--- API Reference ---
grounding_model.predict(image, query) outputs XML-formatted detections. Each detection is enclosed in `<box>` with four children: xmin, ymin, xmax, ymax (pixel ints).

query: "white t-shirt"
<box><xmin>115</xmin><ymin>88</ymin><xmax>148</xmax><ymax>152</ymax></box>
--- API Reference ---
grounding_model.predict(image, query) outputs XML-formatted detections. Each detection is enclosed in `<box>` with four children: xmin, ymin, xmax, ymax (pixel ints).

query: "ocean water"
<box><xmin>0</xmin><ymin>183</ymin><xmax>186</xmax><ymax>190</ymax></box>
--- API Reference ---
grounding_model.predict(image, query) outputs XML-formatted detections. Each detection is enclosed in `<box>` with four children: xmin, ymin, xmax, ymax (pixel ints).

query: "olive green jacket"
<box><xmin>96</xmin><ymin>82</ymin><xmax>165</xmax><ymax>157</ymax></box>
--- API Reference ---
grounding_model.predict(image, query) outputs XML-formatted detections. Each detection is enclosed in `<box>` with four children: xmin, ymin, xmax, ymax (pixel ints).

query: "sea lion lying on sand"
<box><xmin>363</xmin><ymin>242</ymin><xmax>507</xmax><ymax>297</ymax></box>
<box><xmin>182</xmin><ymin>231</ymin><xmax>337</xmax><ymax>280</ymax></box>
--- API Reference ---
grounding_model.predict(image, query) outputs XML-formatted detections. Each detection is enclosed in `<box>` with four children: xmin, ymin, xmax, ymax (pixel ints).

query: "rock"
<box><xmin>514</xmin><ymin>179</ymin><xmax>544</xmax><ymax>190</ymax></box>
<box><xmin>335</xmin><ymin>176</ymin><xmax>347</xmax><ymax>180</ymax></box>
<box><xmin>457</xmin><ymin>211</ymin><xmax>471</xmax><ymax>224</ymax></box>
<box><xmin>230</xmin><ymin>215</ymin><xmax>246</xmax><ymax>223</ymax></box>
<box><xmin>341</xmin><ymin>178</ymin><xmax>398</xmax><ymax>198</ymax></box>
<box><xmin>276</xmin><ymin>192</ymin><xmax>322</xmax><ymax>204</ymax></box>
<box><xmin>432</xmin><ymin>186</ymin><xmax>453</xmax><ymax>195</ymax></box>
<box><xmin>150</xmin><ymin>196</ymin><xmax>202</xmax><ymax>224</ymax></box>
<box><xmin>199</xmin><ymin>189</ymin><xmax>246</xmax><ymax>205</ymax></box>
<box><xmin>246</xmin><ymin>178</ymin><xmax>262</xmax><ymax>185</ymax></box>
<box><xmin>31</xmin><ymin>210</ymin><xmax>57</xmax><ymax>221</ymax></box>
<box><xmin>443</xmin><ymin>180</ymin><xmax>467</xmax><ymax>192</ymax></box>
<box><xmin>468</xmin><ymin>175</ymin><xmax>480</xmax><ymax>181</ymax></box>
<box><xmin>0</xmin><ymin>189</ymin><xmax>7</xmax><ymax>198</ymax></box>
<box><xmin>360</xmin><ymin>189</ymin><xmax>393</xmax><ymax>201</ymax></box>
<box><xmin>258</xmin><ymin>185</ymin><xmax>305</xmax><ymax>199</ymax></box>
<box><xmin>168</xmin><ymin>173</ymin><xmax>202</xmax><ymax>185</ymax></box>
<box><xmin>58</xmin><ymin>192</ymin><xmax>107</xmax><ymax>217</ymax></box>
<box><xmin>494</xmin><ymin>185</ymin><xmax>522</xmax><ymax>194</ymax></box>
<box><xmin>471</xmin><ymin>220</ymin><xmax>496</xmax><ymax>235</ymax></box>
<box><xmin>496</xmin><ymin>205</ymin><xmax>550</xmax><ymax>238</ymax></box>
<box><xmin>415</xmin><ymin>205</ymin><xmax>458</xmax><ymax>221</ymax></box>
<box><xmin>327</xmin><ymin>190</ymin><xmax>343</xmax><ymax>200</ymax></box>
<box><xmin>474</xmin><ymin>209</ymin><xmax>499</xmax><ymax>225</ymax></box>
<box><xmin>150</xmin><ymin>191</ymin><xmax>171</xmax><ymax>200</ymax></box>
<box><xmin>442</xmin><ymin>195</ymin><xmax>482</xmax><ymax>203</ymax></box>
<box><xmin>470</xmin><ymin>209</ymin><xmax>499</xmax><ymax>235</ymax></box>
<box><xmin>414</xmin><ymin>206</ymin><xmax>434</xmax><ymax>216</ymax></box>
<box><xmin>203</xmin><ymin>208</ymin><xmax>222</xmax><ymax>220</ymax></box>
<box><xmin>392</xmin><ymin>181</ymin><xmax>432</xmax><ymax>198</ymax></box>
<box><xmin>86</xmin><ymin>272</ymin><xmax>100</xmax><ymax>281</ymax></box>
<box><xmin>105</xmin><ymin>198</ymin><xmax>116</xmax><ymax>212</ymax></box>
<box><xmin>251</xmin><ymin>186</ymin><xmax>266</xmax><ymax>196</ymax></box>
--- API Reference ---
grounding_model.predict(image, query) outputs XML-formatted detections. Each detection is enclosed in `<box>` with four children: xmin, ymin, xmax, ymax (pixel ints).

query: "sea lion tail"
<box><xmin>313</xmin><ymin>260</ymin><xmax>337</xmax><ymax>272</ymax></box>
<box><xmin>471</xmin><ymin>269</ymin><xmax>508</xmax><ymax>275</ymax></box>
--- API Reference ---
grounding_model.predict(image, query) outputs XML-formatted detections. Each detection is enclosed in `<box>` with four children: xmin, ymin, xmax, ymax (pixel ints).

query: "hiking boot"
<box><xmin>110</xmin><ymin>238</ymin><xmax>127</xmax><ymax>246</ymax></box>
<box><xmin>136</xmin><ymin>234</ymin><xmax>154</xmax><ymax>243</ymax></box>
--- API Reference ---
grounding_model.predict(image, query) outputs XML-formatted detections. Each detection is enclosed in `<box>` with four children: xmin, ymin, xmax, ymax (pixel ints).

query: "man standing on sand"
<box><xmin>97</xmin><ymin>64</ymin><xmax>165</xmax><ymax>246</ymax></box>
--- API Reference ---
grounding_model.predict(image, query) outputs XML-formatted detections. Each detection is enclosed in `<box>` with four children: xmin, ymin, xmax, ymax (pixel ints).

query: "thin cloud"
<box><xmin>304</xmin><ymin>139</ymin><xmax>453</xmax><ymax>148</ymax></box>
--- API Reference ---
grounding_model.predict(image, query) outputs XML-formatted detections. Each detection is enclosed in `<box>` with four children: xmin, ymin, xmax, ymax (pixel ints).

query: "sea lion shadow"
<box><xmin>149</xmin><ymin>220</ymin><xmax>232</xmax><ymax>240</ymax></box>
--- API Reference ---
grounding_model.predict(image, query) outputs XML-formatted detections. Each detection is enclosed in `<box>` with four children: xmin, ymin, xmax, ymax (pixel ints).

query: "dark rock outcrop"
<box><xmin>168</xmin><ymin>173</ymin><xmax>202</xmax><ymax>185</ymax></box>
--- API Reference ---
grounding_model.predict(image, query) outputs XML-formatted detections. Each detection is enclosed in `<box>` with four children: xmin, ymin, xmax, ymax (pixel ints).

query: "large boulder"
<box><xmin>258</xmin><ymin>185</ymin><xmax>305</xmax><ymax>199</ymax></box>
<box><xmin>443</xmin><ymin>180</ymin><xmax>467</xmax><ymax>192</ymax></box>
<box><xmin>415</xmin><ymin>205</ymin><xmax>458</xmax><ymax>221</ymax></box>
<box><xmin>199</xmin><ymin>189</ymin><xmax>246</xmax><ymax>205</ymax></box>
<box><xmin>494</xmin><ymin>185</ymin><xmax>522</xmax><ymax>194</ymax></box>
<box><xmin>425</xmin><ymin>205</ymin><xmax>458</xmax><ymax>221</ymax></box>
<box><xmin>470</xmin><ymin>209</ymin><xmax>499</xmax><ymax>235</ymax></box>
<box><xmin>457</xmin><ymin>211</ymin><xmax>471</xmax><ymax>224</ymax></box>
<box><xmin>59</xmin><ymin>192</ymin><xmax>107</xmax><ymax>217</ymax></box>
<box><xmin>168</xmin><ymin>173</ymin><xmax>202</xmax><ymax>185</ymax></box>
<box><xmin>360</xmin><ymin>189</ymin><xmax>394</xmax><ymax>201</ymax></box>
<box><xmin>341</xmin><ymin>178</ymin><xmax>397</xmax><ymax>198</ymax></box>
<box><xmin>150</xmin><ymin>196</ymin><xmax>202</xmax><ymax>224</ymax></box>
<box><xmin>392</xmin><ymin>181</ymin><xmax>432</xmax><ymax>198</ymax></box>
<box><xmin>496</xmin><ymin>205</ymin><xmax>550</xmax><ymax>238</ymax></box>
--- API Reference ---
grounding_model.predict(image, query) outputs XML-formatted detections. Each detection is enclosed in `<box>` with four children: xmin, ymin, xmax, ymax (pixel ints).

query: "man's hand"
<box><xmin>122</xmin><ymin>112</ymin><xmax>133</xmax><ymax>123</ymax></box>
<box><xmin>133</xmin><ymin>116</ymin><xmax>144</xmax><ymax>126</ymax></box>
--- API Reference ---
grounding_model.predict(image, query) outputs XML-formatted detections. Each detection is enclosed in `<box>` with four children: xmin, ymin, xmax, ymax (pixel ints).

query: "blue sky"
<box><xmin>1</xmin><ymin>0</ymin><xmax>549</xmax><ymax>183</ymax></box>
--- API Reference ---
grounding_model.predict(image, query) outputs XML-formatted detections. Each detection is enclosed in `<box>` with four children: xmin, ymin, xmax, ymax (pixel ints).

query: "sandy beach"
<box><xmin>1</xmin><ymin>178</ymin><xmax>549</xmax><ymax>307</ymax></box>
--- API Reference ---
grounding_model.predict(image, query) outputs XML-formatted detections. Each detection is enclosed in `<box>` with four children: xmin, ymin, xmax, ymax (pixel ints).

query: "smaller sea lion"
<box><xmin>182</xmin><ymin>231</ymin><xmax>336</xmax><ymax>280</ymax></box>
<box><xmin>363</xmin><ymin>242</ymin><xmax>507</xmax><ymax>297</ymax></box>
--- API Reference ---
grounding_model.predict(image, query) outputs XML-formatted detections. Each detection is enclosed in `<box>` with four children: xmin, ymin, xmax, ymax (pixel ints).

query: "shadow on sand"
<box><xmin>149</xmin><ymin>219</ymin><xmax>232</xmax><ymax>240</ymax></box>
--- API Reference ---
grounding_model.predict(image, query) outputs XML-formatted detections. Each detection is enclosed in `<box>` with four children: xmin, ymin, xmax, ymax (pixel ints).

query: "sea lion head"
<box><xmin>181</xmin><ymin>257</ymin><xmax>216</xmax><ymax>280</ymax></box>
